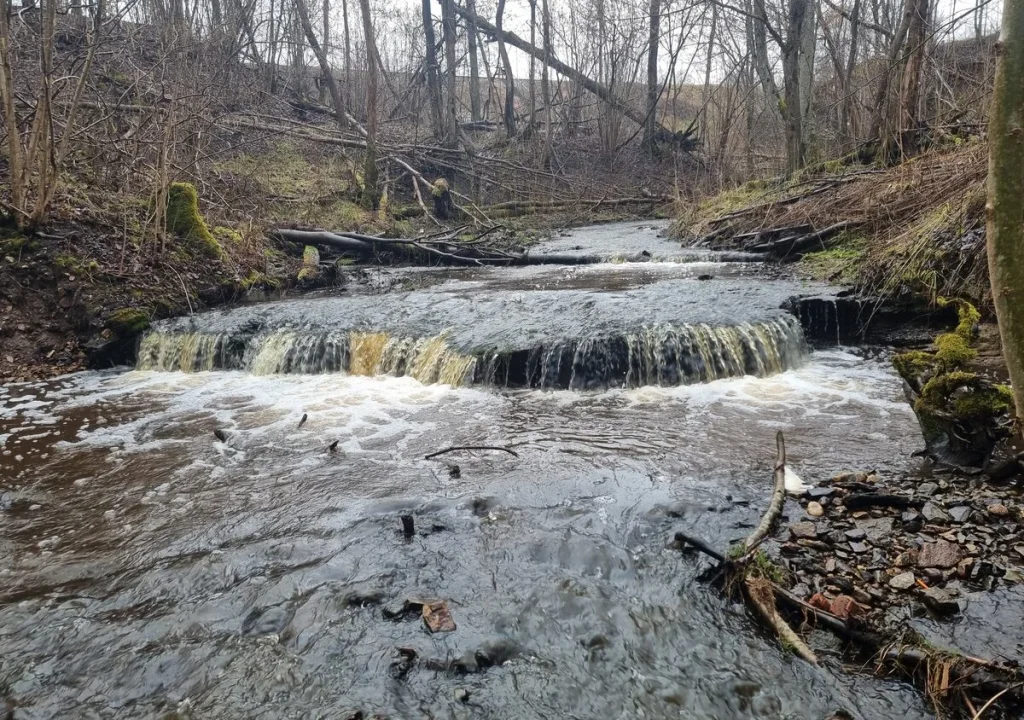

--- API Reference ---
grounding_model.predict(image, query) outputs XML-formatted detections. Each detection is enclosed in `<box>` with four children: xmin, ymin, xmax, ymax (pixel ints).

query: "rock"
<box><xmin>832</xmin><ymin>471</ymin><xmax>872</xmax><ymax>483</ymax></box>
<box><xmin>949</xmin><ymin>506</ymin><xmax>972</xmax><ymax>523</ymax></box>
<box><xmin>889</xmin><ymin>571</ymin><xmax>916</xmax><ymax>590</ymax></box>
<box><xmin>849</xmin><ymin>542</ymin><xmax>870</xmax><ymax>554</ymax></box>
<box><xmin>788</xmin><ymin>522</ymin><xmax>817</xmax><ymax>540</ymax></box>
<box><xmin>856</xmin><ymin>517</ymin><xmax>894</xmax><ymax>544</ymax></box>
<box><xmin>792</xmin><ymin>583</ymin><xmax>811</xmax><ymax>599</ymax></box>
<box><xmin>455</xmin><ymin>688</ymin><xmax>470</xmax><ymax>703</ymax></box>
<box><xmin>917</xmin><ymin>540</ymin><xmax>963</xmax><ymax>569</ymax></box>
<box><xmin>921</xmin><ymin>502</ymin><xmax>950</xmax><ymax>524</ymax></box>
<box><xmin>422</xmin><ymin>601</ymin><xmax>456</xmax><ymax>633</ymax></box>
<box><xmin>829</xmin><ymin>595</ymin><xmax>867</xmax><ymax>620</ymax></box>
<box><xmin>852</xmin><ymin>588</ymin><xmax>872</xmax><ymax>605</ymax></box>
<box><xmin>922</xmin><ymin>567</ymin><xmax>943</xmax><ymax>582</ymax></box>
<box><xmin>988</xmin><ymin>503</ymin><xmax>1010</xmax><ymax>517</ymax></box>
<box><xmin>917</xmin><ymin>482</ymin><xmax>939</xmax><ymax>497</ymax></box>
<box><xmin>806</xmin><ymin>501</ymin><xmax>825</xmax><ymax>518</ymax></box>
<box><xmin>808</xmin><ymin>593</ymin><xmax>832</xmax><ymax>612</ymax></box>
<box><xmin>920</xmin><ymin>587</ymin><xmax>960</xmax><ymax>615</ymax></box>
<box><xmin>895</xmin><ymin>549</ymin><xmax>919</xmax><ymax>567</ymax></box>
<box><xmin>807</xmin><ymin>487</ymin><xmax>835</xmax><ymax>499</ymax></box>
<box><xmin>824</xmin><ymin>558</ymin><xmax>837</xmax><ymax>573</ymax></box>
<box><xmin>844</xmin><ymin>529</ymin><xmax>867</xmax><ymax>541</ymax></box>
<box><xmin>957</xmin><ymin>557</ymin><xmax>975</xmax><ymax>579</ymax></box>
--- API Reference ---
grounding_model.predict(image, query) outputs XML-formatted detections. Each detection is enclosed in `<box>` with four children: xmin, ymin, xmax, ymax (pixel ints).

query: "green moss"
<box><xmin>240</xmin><ymin>270</ymin><xmax>280</xmax><ymax>290</ymax></box>
<box><xmin>335</xmin><ymin>257</ymin><xmax>355</xmax><ymax>267</ymax></box>
<box><xmin>933</xmin><ymin>332</ymin><xmax>977</xmax><ymax>369</ymax></box>
<box><xmin>748</xmin><ymin>550</ymin><xmax>786</xmax><ymax>584</ymax></box>
<box><xmin>893</xmin><ymin>350</ymin><xmax>938</xmax><ymax>382</ymax></box>
<box><xmin>106</xmin><ymin>307</ymin><xmax>151</xmax><ymax>336</ymax></box>
<box><xmin>212</xmin><ymin>226</ymin><xmax>243</xmax><ymax>246</ymax></box>
<box><xmin>951</xmin><ymin>387</ymin><xmax>1013</xmax><ymax>420</ymax></box>
<box><xmin>55</xmin><ymin>254</ymin><xmax>99</xmax><ymax>275</ymax></box>
<box><xmin>166</xmin><ymin>183</ymin><xmax>223</xmax><ymax>260</ymax></box>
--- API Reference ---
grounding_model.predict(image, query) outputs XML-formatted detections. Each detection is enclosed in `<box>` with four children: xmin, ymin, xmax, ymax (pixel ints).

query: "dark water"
<box><xmin>0</xmin><ymin>222</ymin><xmax>934</xmax><ymax>718</ymax></box>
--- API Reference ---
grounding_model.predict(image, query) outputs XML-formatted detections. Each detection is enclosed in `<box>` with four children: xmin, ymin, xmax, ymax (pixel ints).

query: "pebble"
<box><xmin>889</xmin><ymin>571</ymin><xmax>916</xmax><ymax>590</ymax></box>
<box><xmin>917</xmin><ymin>540</ymin><xmax>963</xmax><ymax>569</ymax></box>
<box><xmin>844</xmin><ymin>529</ymin><xmax>867</xmax><ymax>541</ymax></box>
<box><xmin>917</xmin><ymin>482</ymin><xmax>939</xmax><ymax>497</ymax></box>
<box><xmin>987</xmin><ymin>503</ymin><xmax>1009</xmax><ymax>517</ymax></box>
<box><xmin>849</xmin><ymin>542</ymin><xmax>870</xmax><ymax>554</ymax></box>
<box><xmin>806</xmin><ymin>501</ymin><xmax>824</xmax><ymax>517</ymax></box>
<box><xmin>788</xmin><ymin>522</ymin><xmax>817</xmax><ymax>539</ymax></box>
<box><xmin>921</xmin><ymin>587</ymin><xmax>960</xmax><ymax>615</ymax></box>
<box><xmin>921</xmin><ymin>502</ymin><xmax>950</xmax><ymax>524</ymax></box>
<box><xmin>949</xmin><ymin>506</ymin><xmax>972</xmax><ymax>523</ymax></box>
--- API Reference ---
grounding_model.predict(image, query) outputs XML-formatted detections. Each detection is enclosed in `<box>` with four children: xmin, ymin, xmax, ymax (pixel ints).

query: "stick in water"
<box><xmin>425</xmin><ymin>445</ymin><xmax>519</xmax><ymax>460</ymax></box>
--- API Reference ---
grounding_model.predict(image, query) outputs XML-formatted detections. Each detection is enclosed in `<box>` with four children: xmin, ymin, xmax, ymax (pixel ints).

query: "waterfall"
<box><xmin>134</xmin><ymin>316</ymin><xmax>807</xmax><ymax>389</ymax></box>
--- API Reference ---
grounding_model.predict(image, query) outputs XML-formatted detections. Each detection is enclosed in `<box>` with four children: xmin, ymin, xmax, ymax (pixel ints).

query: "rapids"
<box><xmin>0</xmin><ymin>221</ymin><xmax>935</xmax><ymax>718</ymax></box>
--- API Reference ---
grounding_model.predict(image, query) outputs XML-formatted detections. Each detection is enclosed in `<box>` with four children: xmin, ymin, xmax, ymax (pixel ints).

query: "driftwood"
<box><xmin>748</xmin><ymin>221</ymin><xmax>855</xmax><ymax>259</ymax></box>
<box><xmin>746</xmin><ymin>431</ymin><xmax>788</xmax><ymax>550</ymax></box>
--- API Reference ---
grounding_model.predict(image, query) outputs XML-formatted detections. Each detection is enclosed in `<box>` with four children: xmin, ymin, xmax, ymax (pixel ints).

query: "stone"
<box><xmin>808</xmin><ymin>593</ymin><xmax>832</xmax><ymax>612</ymax></box>
<box><xmin>988</xmin><ymin>503</ymin><xmax>1010</xmax><ymax>517</ymax></box>
<box><xmin>806</xmin><ymin>501</ymin><xmax>825</xmax><ymax>518</ymax></box>
<box><xmin>788</xmin><ymin>522</ymin><xmax>817</xmax><ymax>540</ymax></box>
<box><xmin>849</xmin><ymin>542</ymin><xmax>870</xmax><ymax>554</ymax></box>
<box><xmin>921</xmin><ymin>587</ymin><xmax>960</xmax><ymax>615</ymax></box>
<box><xmin>921</xmin><ymin>502</ymin><xmax>950</xmax><ymax>524</ymax></box>
<box><xmin>807</xmin><ymin>487</ymin><xmax>835</xmax><ymax>499</ymax></box>
<box><xmin>856</xmin><ymin>518</ymin><xmax>894</xmax><ymax>545</ymax></box>
<box><xmin>844</xmin><ymin>529</ymin><xmax>867</xmax><ymax>541</ymax></box>
<box><xmin>917</xmin><ymin>482</ymin><xmax>939</xmax><ymax>497</ymax></box>
<box><xmin>852</xmin><ymin>588</ymin><xmax>873</xmax><ymax>605</ymax></box>
<box><xmin>949</xmin><ymin>506</ymin><xmax>972</xmax><ymax>523</ymax></box>
<box><xmin>832</xmin><ymin>471</ymin><xmax>871</xmax><ymax>483</ymax></box>
<box><xmin>829</xmin><ymin>595</ymin><xmax>867</xmax><ymax>620</ymax></box>
<box><xmin>455</xmin><ymin>688</ymin><xmax>470</xmax><ymax>703</ymax></box>
<box><xmin>917</xmin><ymin>540</ymin><xmax>963</xmax><ymax>569</ymax></box>
<box><xmin>792</xmin><ymin>583</ymin><xmax>811</xmax><ymax>599</ymax></box>
<box><xmin>889</xmin><ymin>571</ymin><xmax>916</xmax><ymax>590</ymax></box>
<box><xmin>824</xmin><ymin>558</ymin><xmax>837</xmax><ymax>573</ymax></box>
<box><xmin>422</xmin><ymin>601</ymin><xmax>456</xmax><ymax>633</ymax></box>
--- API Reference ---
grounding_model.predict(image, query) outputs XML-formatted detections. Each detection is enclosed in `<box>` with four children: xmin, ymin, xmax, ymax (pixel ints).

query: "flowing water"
<box><xmin>0</xmin><ymin>222</ymin><xmax>935</xmax><ymax>718</ymax></box>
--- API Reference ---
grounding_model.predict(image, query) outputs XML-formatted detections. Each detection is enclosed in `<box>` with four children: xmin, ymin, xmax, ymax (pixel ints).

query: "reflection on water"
<box><xmin>0</xmin><ymin>351</ymin><xmax>933</xmax><ymax>719</ymax></box>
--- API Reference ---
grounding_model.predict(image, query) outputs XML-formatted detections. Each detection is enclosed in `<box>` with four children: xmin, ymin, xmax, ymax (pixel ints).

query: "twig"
<box><xmin>425</xmin><ymin>445</ymin><xmax>519</xmax><ymax>460</ymax></box>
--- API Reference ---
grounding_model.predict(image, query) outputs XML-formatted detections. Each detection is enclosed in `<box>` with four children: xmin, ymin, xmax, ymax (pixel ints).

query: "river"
<box><xmin>0</xmin><ymin>221</ymin><xmax>935</xmax><ymax>718</ymax></box>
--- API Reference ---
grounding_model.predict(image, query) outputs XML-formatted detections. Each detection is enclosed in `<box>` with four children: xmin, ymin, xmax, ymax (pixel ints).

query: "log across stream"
<box><xmin>0</xmin><ymin>221</ymin><xmax>1017</xmax><ymax>718</ymax></box>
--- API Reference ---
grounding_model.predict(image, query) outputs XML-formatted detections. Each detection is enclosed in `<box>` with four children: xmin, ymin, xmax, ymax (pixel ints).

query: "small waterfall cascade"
<box><xmin>134</xmin><ymin>315</ymin><xmax>807</xmax><ymax>389</ymax></box>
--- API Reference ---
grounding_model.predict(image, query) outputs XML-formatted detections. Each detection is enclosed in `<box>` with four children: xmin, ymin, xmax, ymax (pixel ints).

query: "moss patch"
<box><xmin>166</xmin><ymin>183</ymin><xmax>223</xmax><ymax>260</ymax></box>
<box><xmin>106</xmin><ymin>307</ymin><xmax>151</xmax><ymax>336</ymax></box>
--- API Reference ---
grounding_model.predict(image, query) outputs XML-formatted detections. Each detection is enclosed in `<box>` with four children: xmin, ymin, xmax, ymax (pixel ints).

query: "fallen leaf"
<box><xmin>422</xmin><ymin>600</ymin><xmax>456</xmax><ymax>633</ymax></box>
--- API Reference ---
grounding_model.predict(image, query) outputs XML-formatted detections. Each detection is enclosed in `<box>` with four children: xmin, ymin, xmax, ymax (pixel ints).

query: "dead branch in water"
<box><xmin>425</xmin><ymin>445</ymin><xmax>519</xmax><ymax>460</ymax></box>
<box><xmin>745</xmin><ymin>431</ymin><xmax>788</xmax><ymax>551</ymax></box>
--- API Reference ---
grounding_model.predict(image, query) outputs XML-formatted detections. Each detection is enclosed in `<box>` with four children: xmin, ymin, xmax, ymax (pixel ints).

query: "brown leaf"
<box><xmin>422</xmin><ymin>600</ymin><xmax>456</xmax><ymax>633</ymax></box>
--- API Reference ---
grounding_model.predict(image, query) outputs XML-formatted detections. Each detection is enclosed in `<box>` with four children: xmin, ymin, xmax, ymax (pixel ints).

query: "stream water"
<box><xmin>0</xmin><ymin>222</ymin><xmax>936</xmax><ymax>718</ymax></box>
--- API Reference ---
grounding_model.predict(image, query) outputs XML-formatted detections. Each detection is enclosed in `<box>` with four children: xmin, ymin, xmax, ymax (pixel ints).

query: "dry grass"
<box><xmin>678</xmin><ymin>142</ymin><xmax>991</xmax><ymax>306</ymax></box>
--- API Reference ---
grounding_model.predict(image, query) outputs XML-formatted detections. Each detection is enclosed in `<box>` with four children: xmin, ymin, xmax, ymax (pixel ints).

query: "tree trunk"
<box><xmin>294</xmin><ymin>0</ymin><xmax>347</xmax><ymax>128</ymax></box>
<box><xmin>496</xmin><ymin>0</ymin><xmax>516</xmax><ymax>137</ymax></box>
<box><xmin>440</xmin><ymin>0</ymin><xmax>459</xmax><ymax>145</ymax></box>
<box><xmin>797</xmin><ymin>0</ymin><xmax>816</xmax><ymax>155</ymax></box>
<box><xmin>643</xmin><ymin>0</ymin><xmax>661</xmax><ymax>154</ymax></box>
<box><xmin>319</xmin><ymin>0</ymin><xmax>330</xmax><ymax>104</ymax></box>
<box><xmin>466</xmin><ymin>0</ymin><xmax>481</xmax><ymax>122</ymax></box>
<box><xmin>357</xmin><ymin>0</ymin><xmax>379</xmax><ymax>209</ymax></box>
<box><xmin>987</xmin><ymin>0</ymin><xmax>1024</xmax><ymax>433</ymax></box>
<box><xmin>540</xmin><ymin>0</ymin><xmax>552</xmax><ymax>166</ymax></box>
<box><xmin>421</xmin><ymin>0</ymin><xmax>443</xmax><ymax>139</ymax></box>
<box><xmin>869</xmin><ymin>0</ymin><xmax>913</xmax><ymax>153</ymax></box>
<box><xmin>782</xmin><ymin>0</ymin><xmax>811</xmax><ymax>175</ymax></box>
<box><xmin>342</xmin><ymin>0</ymin><xmax>352</xmax><ymax>95</ymax></box>
<box><xmin>898</xmin><ymin>0</ymin><xmax>929</xmax><ymax>155</ymax></box>
<box><xmin>842</xmin><ymin>0</ymin><xmax>861</xmax><ymax>146</ymax></box>
<box><xmin>529</xmin><ymin>0</ymin><xmax>537</xmax><ymax>133</ymax></box>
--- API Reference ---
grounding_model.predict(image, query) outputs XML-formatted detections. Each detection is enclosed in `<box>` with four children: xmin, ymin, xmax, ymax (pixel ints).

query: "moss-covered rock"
<box><xmin>166</xmin><ymin>183</ymin><xmax>224</xmax><ymax>259</ymax></box>
<box><xmin>106</xmin><ymin>307</ymin><xmax>151</xmax><ymax>336</ymax></box>
<box><xmin>934</xmin><ymin>332</ymin><xmax>977</xmax><ymax>369</ymax></box>
<box><xmin>297</xmin><ymin>245</ymin><xmax>320</xmax><ymax>282</ymax></box>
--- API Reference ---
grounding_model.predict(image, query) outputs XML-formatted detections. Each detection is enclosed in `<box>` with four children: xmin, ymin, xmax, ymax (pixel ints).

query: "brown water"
<box><xmin>0</xmin><ymin>349</ymin><xmax>933</xmax><ymax>719</ymax></box>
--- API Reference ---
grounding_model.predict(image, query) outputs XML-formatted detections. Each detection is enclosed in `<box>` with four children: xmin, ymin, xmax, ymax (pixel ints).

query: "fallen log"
<box><xmin>425</xmin><ymin>445</ymin><xmax>519</xmax><ymax>459</ymax></box>
<box><xmin>748</xmin><ymin>221</ymin><xmax>855</xmax><ymax>259</ymax></box>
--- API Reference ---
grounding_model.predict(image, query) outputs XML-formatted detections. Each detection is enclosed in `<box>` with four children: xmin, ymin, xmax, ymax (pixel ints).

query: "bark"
<box><xmin>701</xmin><ymin>1</ymin><xmax>717</xmax><ymax>155</ymax></box>
<box><xmin>540</xmin><ymin>0</ymin><xmax>552</xmax><ymax>166</ymax></box>
<box><xmin>782</xmin><ymin>0</ymin><xmax>811</xmax><ymax>175</ymax></box>
<box><xmin>797</xmin><ymin>0</ymin><xmax>816</xmax><ymax>149</ymax></box>
<box><xmin>342</xmin><ymin>0</ymin><xmax>352</xmax><ymax>93</ymax></box>
<box><xmin>643</xmin><ymin>0</ymin><xmax>661</xmax><ymax>154</ymax></box>
<box><xmin>842</xmin><ymin>0</ymin><xmax>861</xmax><ymax>145</ymax></box>
<box><xmin>529</xmin><ymin>0</ymin><xmax>537</xmax><ymax>131</ymax></box>
<box><xmin>421</xmin><ymin>0</ymin><xmax>443</xmax><ymax>138</ymax></box>
<box><xmin>0</xmin><ymin>0</ymin><xmax>27</xmax><ymax>217</ymax></box>
<box><xmin>294</xmin><ymin>0</ymin><xmax>347</xmax><ymax>129</ymax></box>
<box><xmin>466</xmin><ymin>0</ymin><xmax>482</xmax><ymax>122</ymax></box>
<box><xmin>987</xmin><ymin>0</ymin><xmax>1024</xmax><ymax>434</ymax></box>
<box><xmin>868</xmin><ymin>0</ymin><xmax>913</xmax><ymax>149</ymax></box>
<box><xmin>898</xmin><ymin>0</ymin><xmax>929</xmax><ymax>154</ymax></box>
<box><xmin>319</xmin><ymin>0</ymin><xmax>329</xmax><ymax>104</ymax></box>
<box><xmin>357</xmin><ymin>0</ymin><xmax>379</xmax><ymax>209</ymax></box>
<box><xmin>440</xmin><ymin>0</ymin><xmax>459</xmax><ymax>145</ymax></box>
<box><xmin>496</xmin><ymin>0</ymin><xmax>516</xmax><ymax>136</ymax></box>
<box><xmin>744</xmin><ymin>431</ymin><xmax>788</xmax><ymax>550</ymax></box>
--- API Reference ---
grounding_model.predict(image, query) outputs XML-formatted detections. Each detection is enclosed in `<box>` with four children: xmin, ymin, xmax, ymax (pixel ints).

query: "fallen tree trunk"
<box><xmin>452</xmin><ymin>5</ymin><xmax>695</xmax><ymax>148</ymax></box>
<box><xmin>747</xmin><ymin>221</ymin><xmax>855</xmax><ymax>259</ymax></box>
